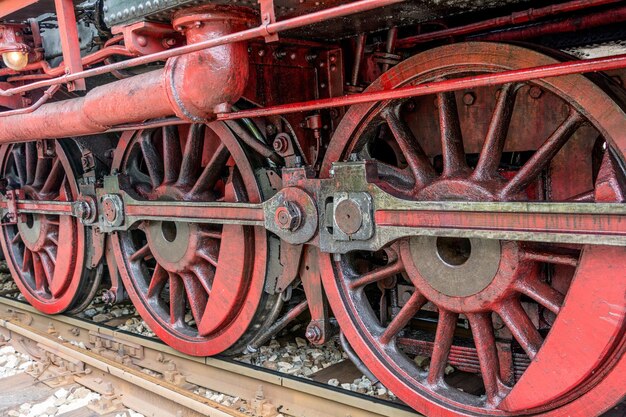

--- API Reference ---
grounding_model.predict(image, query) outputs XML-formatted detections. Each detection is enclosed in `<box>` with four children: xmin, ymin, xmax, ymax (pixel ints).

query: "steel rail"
<box><xmin>0</xmin><ymin>296</ymin><xmax>419</xmax><ymax>417</ymax></box>
<box><xmin>0</xmin><ymin>0</ymin><xmax>404</xmax><ymax>97</ymax></box>
<box><xmin>214</xmin><ymin>52</ymin><xmax>626</xmax><ymax>120</ymax></box>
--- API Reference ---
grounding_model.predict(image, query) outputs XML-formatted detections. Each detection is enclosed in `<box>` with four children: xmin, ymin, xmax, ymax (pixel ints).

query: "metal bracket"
<box><xmin>259</xmin><ymin>0</ymin><xmax>279</xmax><ymax>43</ymax></box>
<box><xmin>300</xmin><ymin>246</ymin><xmax>329</xmax><ymax>345</ymax></box>
<box><xmin>3</xmin><ymin>189</ymin><xmax>24</xmax><ymax>224</ymax></box>
<box><xmin>37</xmin><ymin>139</ymin><xmax>56</xmax><ymax>159</ymax></box>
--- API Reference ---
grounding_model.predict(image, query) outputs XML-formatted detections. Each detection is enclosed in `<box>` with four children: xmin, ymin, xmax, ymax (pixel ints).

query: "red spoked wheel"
<box><xmin>0</xmin><ymin>141</ymin><xmax>101</xmax><ymax>314</ymax></box>
<box><xmin>320</xmin><ymin>43</ymin><xmax>626</xmax><ymax>416</ymax></box>
<box><xmin>111</xmin><ymin>122</ymin><xmax>278</xmax><ymax>356</ymax></box>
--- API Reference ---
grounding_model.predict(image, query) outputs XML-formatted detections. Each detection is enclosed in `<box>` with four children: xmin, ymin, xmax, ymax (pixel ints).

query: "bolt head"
<box><xmin>529</xmin><ymin>86</ymin><xmax>543</xmax><ymax>99</ymax></box>
<box><xmin>274</xmin><ymin>201</ymin><xmax>302</xmax><ymax>231</ymax></box>
<box><xmin>463</xmin><ymin>92</ymin><xmax>476</xmax><ymax>106</ymax></box>
<box><xmin>305</xmin><ymin>324</ymin><xmax>322</xmax><ymax>343</ymax></box>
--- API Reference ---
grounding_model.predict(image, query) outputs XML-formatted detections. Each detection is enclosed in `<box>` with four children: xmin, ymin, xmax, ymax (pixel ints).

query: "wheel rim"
<box><xmin>0</xmin><ymin>141</ymin><xmax>94</xmax><ymax>314</ymax></box>
<box><xmin>111</xmin><ymin>122</ymin><xmax>269</xmax><ymax>356</ymax></box>
<box><xmin>321</xmin><ymin>43</ymin><xmax>626</xmax><ymax>416</ymax></box>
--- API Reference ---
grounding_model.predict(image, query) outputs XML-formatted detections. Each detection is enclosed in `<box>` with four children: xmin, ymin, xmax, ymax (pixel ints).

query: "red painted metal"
<box><xmin>0</xmin><ymin>0</ymin><xmax>37</xmax><ymax>19</ymax></box>
<box><xmin>397</xmin><ymin>0</ymin><xmax>621</xmax><ymax>46</ymax></box>
<box><xmin>2</xmin><ymin>47</ymin><xmax>626</xmax><ymax>144</ymax></box>
<box><xmin>0</xmin><ymin>0</ymin><xmax>402</xmax><ymax>98</ymax></box>
<box><xmin>110</xmin><ymin>122</ymin><xmax>274</xmax><ymax>356</ymax></box>
<box><xmin>53</xmin><ymin>0</ymin><xmax>85</xmax><ymax>91</ymax></box>
<box><xmin>320</xmin><ymin>43</ymin><xmax>626</xmax><ymax>417</ymax></box>
<box><xmin>216</xmin><ymin>52</ymin><xmax>626</xmax><ymax>122</ymax></box>
<box><xmin>0</xmin><ymin>141</ymin><xmax>98</xmax><ymax>314</ymax></box>
<box><xmin>0</xmin><ymin>6</ymin><xmax>253</xmax><ymax>142</ymax></box>
<box><xmin>0</xmin><ymin>45</ymin><xmax>136</xmax><ymax>79</ymax></box>
<box><xmin>0</xmin><ymin>85</ymin><xmax>59</xmax><ymax>117</ymax></box>
<box><xmin>476</xmin><ymin>4</ymin><xmax>626</xmax><ymax>42</ymax></box>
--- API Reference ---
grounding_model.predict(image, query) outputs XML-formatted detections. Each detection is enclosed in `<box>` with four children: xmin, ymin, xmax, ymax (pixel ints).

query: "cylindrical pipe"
<box><xmin>0</xmin><ymin>0</ymin><xmax>402</xmax><ymax>98</ymax></box>
<box><xmin>397</xmin><ymin>0</ymin><xmax>621</xmax><ymax>47</ymax></box>
<box><xmin>0</xmin><ymin>6</ymin><xmax>253</xmax><ymax>142</ymax></box>
<box><xmin>475</xmin><ymin>5</ymin><xmax>626</xmax><ymax>42</ymax></box>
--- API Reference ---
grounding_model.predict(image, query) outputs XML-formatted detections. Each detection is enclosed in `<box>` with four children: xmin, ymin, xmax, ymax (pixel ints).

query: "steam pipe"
<box><xmin>0</xmin><ymin>6</ymin><xmax>253</xmax><ymax>142</ymax></box>
<box><xmin>0</xmin><ymin>0</ymin><xmax>403</xmax><ymax>98</ymax></box>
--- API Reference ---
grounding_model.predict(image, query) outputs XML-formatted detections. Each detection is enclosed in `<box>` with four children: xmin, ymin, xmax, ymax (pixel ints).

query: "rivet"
<box><xmin>463</xmin><ymin>92</ymin><xmax>476</xmax><ymax>106</ymax></box>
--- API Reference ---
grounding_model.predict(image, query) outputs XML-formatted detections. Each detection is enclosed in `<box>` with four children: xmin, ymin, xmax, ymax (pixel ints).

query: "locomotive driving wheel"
<box><xmin>321</xmin><ymin>43</ymin><xmax>626</xmax><ymax>416</ymax></box>
<box><xmin>0</xmin><ymin>141</ymin><xmax>101</xmax><ymax>314</ymax></box>
<box><xmin>111</xmin><ymin>122</ymin><xmax>278</xmax><ymax>356</ymax></box>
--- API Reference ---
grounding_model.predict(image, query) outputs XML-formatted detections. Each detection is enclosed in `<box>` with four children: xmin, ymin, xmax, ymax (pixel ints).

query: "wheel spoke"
<box><xmin>515</xmin><ymin>277</ymin><xmax>565</xmax><ymax>315</ymax></box>
<box><xmin>33</xmin><ymin>155</ymin><xmax>52</xmax><ymax>189</ymax></box>
<box><xmin>468</xmin><ymin>313</ymin><xmax>506</xmax><ymax>405</ymax></box>
<box><xmin>40</xmin><ymin>159</ymin><xmax>64</xmax><ymax>196</ymax></box>
<box><xmin>140</xmin><ymin>132</ymin><xmax>164</xmax><ymax>188</ymax></box>
<box><xmin>191</xmin><ymin>143</ymin><xmax>230</xmax><ymax>195</ymax></box>
<box><xmin>501</xmin><ymin>110</ymin><xmax>585</xmax><ymax>198</ymax></box>
<box><xmin>12</xmin><ymin>147</ymin><xmax>27</xmax><ymax>185</ymax></box>
<box><xmin>498</xmin><ymin>300</ymin><xmax>543</xmax><ymax>360</ymax></box>
<box><xmin>349</xmin><ymin>259</ymin><xmax>404</xmax><ymax>289</ymax></box>
<box><xmin>147</xmin><ymin>264</ymin><xmax>168</xmax><ymax>298</ymax></box>
<box><xmin>21</xmin><ymin>247</ymin><xmax>32</xmax><ymax>273</ymax></box>
<box><xmin>523</xmin><ymin>248</ymin><xmax>579</xmax><ymax>267</ymax></box>
<box><xmin>168</xmin><ymin>273</ymin><xmax>186</xmax><ymax>326</ymax></box>
<box><xmin>197</xmin><ymin>248</ymin><xmax>219</xmax><ymax>268</ymax></box>
<box><xmin>427</xmin><ymin>309</ymin><xmax>459</xmax><ymax>385</ymax></box>
<box><xmin>43</xmin><ymin>246</ymin><xmax>57</xmax><ymax>265</ymax></box>
<box><xmin>198</xmin><ymin>229</ymin><xmax>222</xmax><ymax>240</ymax></box>
<box><xmin>11</xmin><ymin>233</ymin><xmax>22</xmax><ymax>245</ymax></box>
<box><xmin>191</xmin><ymin>263</ymin><xmax>214</xmax><ymax>295</ymax></box>
<box><xmin>381</xmin><ymin>106</ymin><xmax>436</xmax><ymax>187</ymax></box>
<box><xmin>177</xmin><ymin>124</ymin><xmax>205</xmax><ymax>187</ymax></box>
<box><xmin>38</xmin><ymin>251</ymin><xmax>55</xmax><ymax>287</ymax></box>
<box><xmin>181</xmin><ymin>274</ymin><xmax>208</xmax><ymax>325</ymax></box>
<box><xmin>31</xmin><ymin>252</ymin><xmax>47</xmax><ymax>291</ymax></box>
<box><xmin>437</xmin><ymin>91</ymin><xmax>467</xmax><ymax>177</ymax></box>
<box><xmin>380</xmin><ymin>291</ymin><xmax>427</xmax><ymax>344</ymax></box>
<box><xmin>473</xmin><ymin>84</ymin><xmax>519</xmax><ymax>180</ymax></box>
<box><xmin>129</xmin><ymin>244</ymin><xmax>152</xmax><ymax>263</ymax></box>
<box><xmin>25</xmin><ymin>142</ymin><xmax>37</xmax><ymax>185</ymax></box>
<box><xmin>162</xmin><ymin>125</ymin><xmax>182</xmax><ymax>184</ymax></box>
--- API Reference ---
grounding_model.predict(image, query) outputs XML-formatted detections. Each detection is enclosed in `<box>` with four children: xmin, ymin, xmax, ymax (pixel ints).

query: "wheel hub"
<box><xmin>146</xmin><ymin>220</ymin><xmax>198</xmax><ymax>271</ymax></box>
<box><xmin>403</xmin><ymin>238</ymin><xmax>526</xmax><ymax>313</ymax></box>
<box><xmin>409</xmin><ymin>236</ymin><xmax>501</xmax><ymax>297</ymax></box>
<box><xmin>17</xmin><ymin>213</ymin><xmax>48</xmax><ymax>251</ymax></box>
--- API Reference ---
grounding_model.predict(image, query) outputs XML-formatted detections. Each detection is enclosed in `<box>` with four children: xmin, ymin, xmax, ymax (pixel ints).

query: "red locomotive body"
<box><xmin>0</xmin><ymin>1</ymin><xmax>624</xmax><ymax>416</ymax></box>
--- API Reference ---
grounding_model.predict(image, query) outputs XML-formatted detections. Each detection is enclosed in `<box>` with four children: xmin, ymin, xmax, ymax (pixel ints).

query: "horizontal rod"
<box><xmin>215</xmin><ymin>52</ymin><xmax>626</xmax><ymax>120</ymax></box>
<box><xmin>125</xmin><ymin>201</ymin><xmax>265</xmax><ymax>226</ymax></box>
<box><xmin>0</xmin><ymin>0</ymin><xmax>403</xmax><ymax>97</ymax></box>
<box><xmin>397</xmin><ymin>0</ymin><xmax>621</xmax><ymax>46</ymax></box>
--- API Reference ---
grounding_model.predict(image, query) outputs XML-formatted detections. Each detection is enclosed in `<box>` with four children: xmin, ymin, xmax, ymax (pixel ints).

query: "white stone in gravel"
<box><xmin>341</xmin><ymin>383</ymin><xmax>352</xmax><ymax>390</ymax></box>
<box><xmin>328</xmin><ymin>378</ymin><xmax>340</xmax><ymax>387</ymax></box>
<box><xmin>54</xmin><ymin>388</ymin><xmax>69</xmax><ymax>398</ymax></box>
<box><xmin>295</xmin><ymin>337</ymin><xmax>307</xmax><ymax>348</ymax></box>
<box><xmin>56</xmin><ymin>391</ymin><xmax>100</xmax><ymax>415</ymax></box>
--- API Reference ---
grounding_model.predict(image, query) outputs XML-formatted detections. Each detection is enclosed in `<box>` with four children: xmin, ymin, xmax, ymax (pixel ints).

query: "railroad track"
<box><xmin>0</xmin><ymin>295</ymin><xmax>419</xmax><ymax>417</ymax></box>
